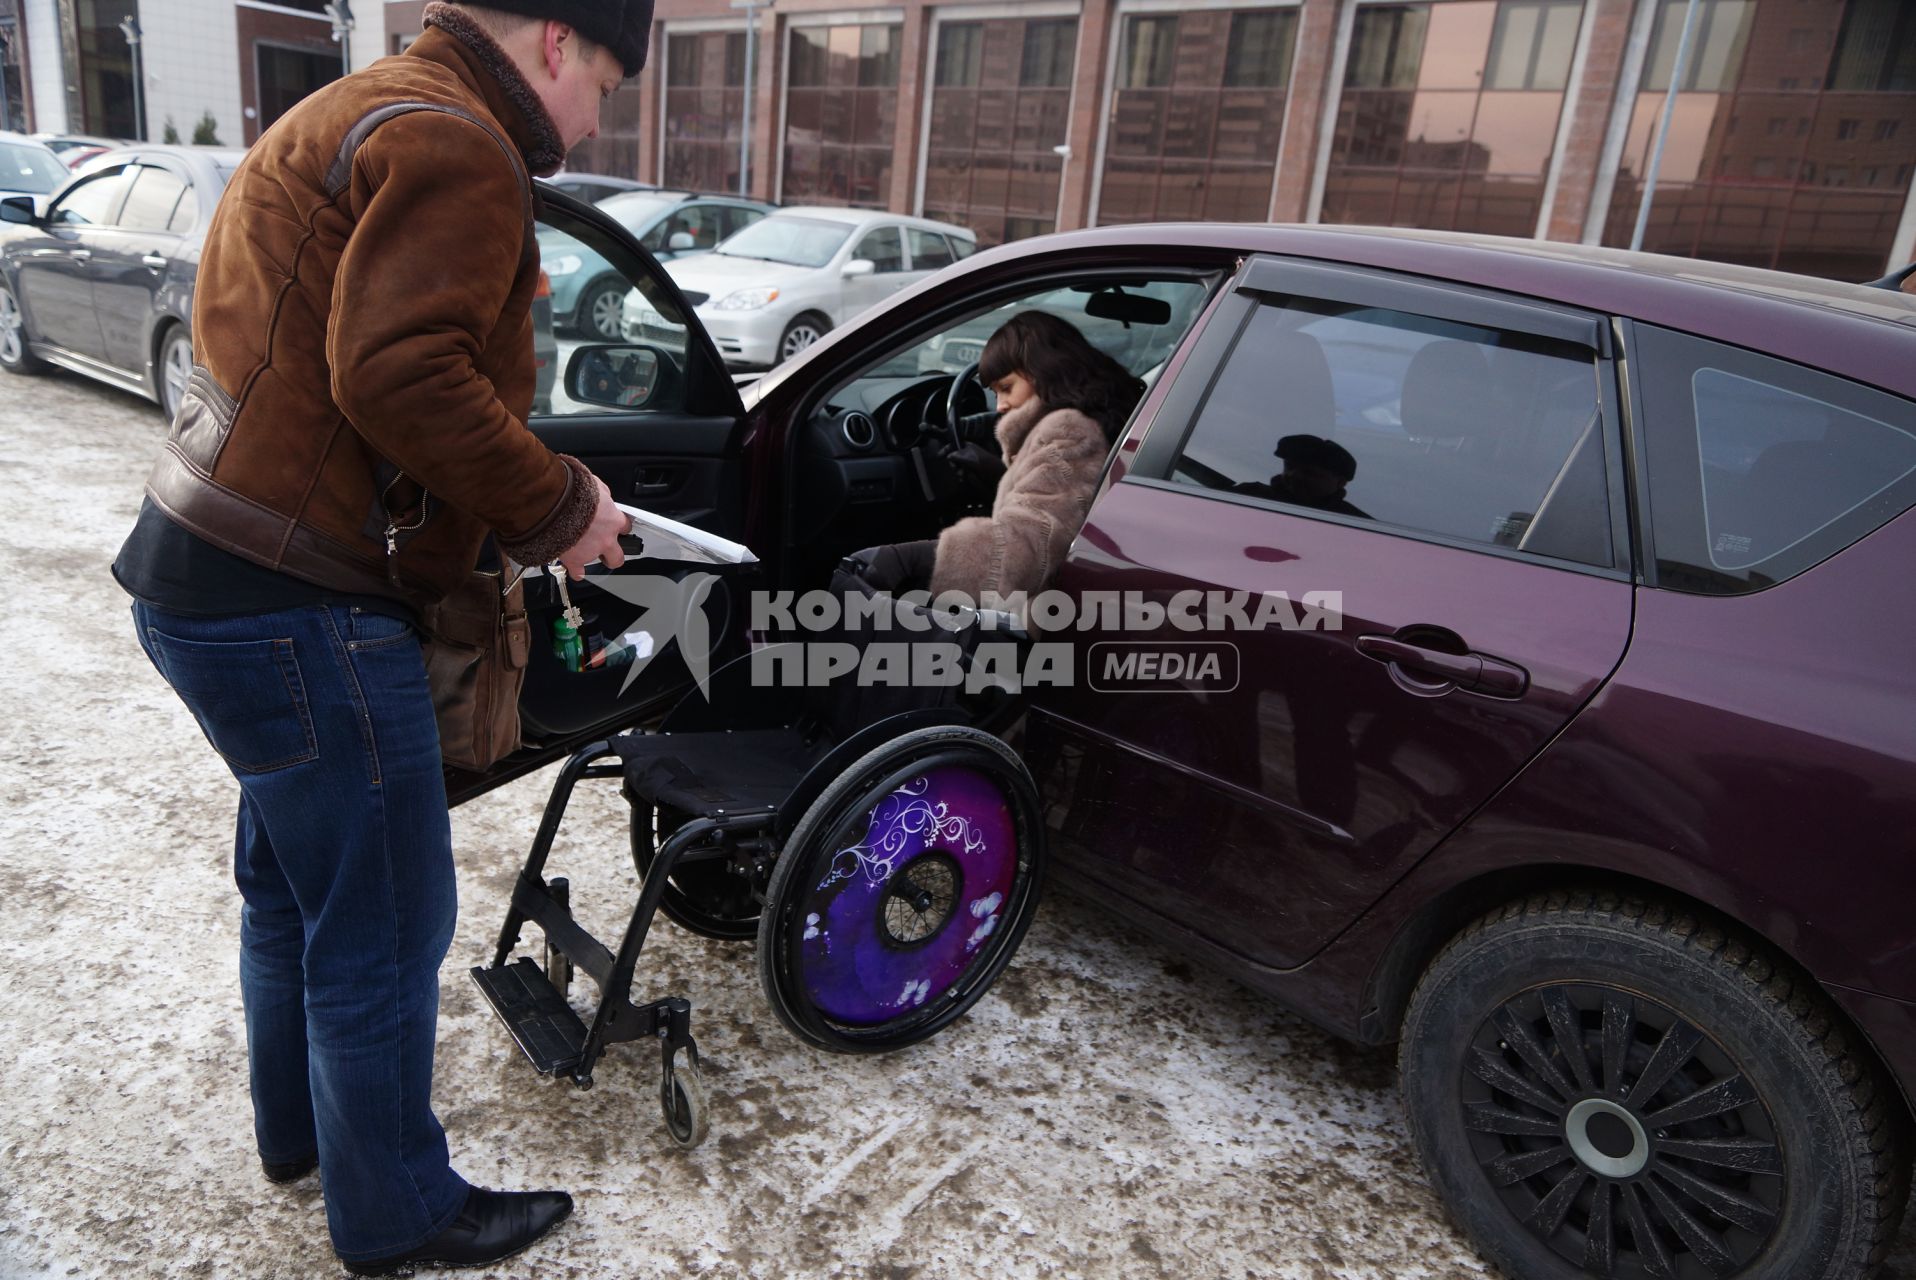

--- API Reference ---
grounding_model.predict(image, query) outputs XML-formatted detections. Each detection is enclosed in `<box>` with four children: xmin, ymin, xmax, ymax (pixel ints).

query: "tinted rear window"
<box><xmin>1637</xmin><ymin>325</ymin><xmax>1916</xmax><ymax>594</ymax></box>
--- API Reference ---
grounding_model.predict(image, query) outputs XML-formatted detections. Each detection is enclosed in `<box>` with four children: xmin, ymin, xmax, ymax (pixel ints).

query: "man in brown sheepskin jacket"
<box><xmin>112</xmin><ymin>3</ymin><xmax>651</xmax><ymax>1273</ymax></box>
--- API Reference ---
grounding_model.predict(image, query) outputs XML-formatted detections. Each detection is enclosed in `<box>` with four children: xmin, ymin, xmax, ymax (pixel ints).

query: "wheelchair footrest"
<box><xmin>470</xmin><ymin>958</ymin><xmax>586</xmax><ymax>1076</ymax></box>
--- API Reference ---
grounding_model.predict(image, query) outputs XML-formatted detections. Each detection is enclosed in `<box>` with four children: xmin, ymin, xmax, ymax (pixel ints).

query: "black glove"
<box><xmin>940</xmin><ymin>440</ymin><xmax>1007</xmax><ymax>486</ymax></box>
<box><xmin>844</xmin><ymin>540</ymin><xmax>937</xmax><ymax>593</ymax></box>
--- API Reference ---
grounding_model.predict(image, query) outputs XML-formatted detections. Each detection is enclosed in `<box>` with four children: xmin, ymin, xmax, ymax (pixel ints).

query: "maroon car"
<box><xmin>458</xmin><ymin>189</ymin><xmax>1916</xmax><ymax>1280</ymax></box>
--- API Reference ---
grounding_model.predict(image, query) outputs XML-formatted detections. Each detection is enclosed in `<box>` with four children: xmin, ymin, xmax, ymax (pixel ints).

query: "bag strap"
<box><xmin>323</xmin><ymin>100</ymin><xmax>534</xmax><ymax>225</ymax></box>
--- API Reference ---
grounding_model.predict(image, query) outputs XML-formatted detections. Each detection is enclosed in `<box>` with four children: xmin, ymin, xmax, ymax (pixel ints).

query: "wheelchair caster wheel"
<box><xmin>544</xmin><ymin>876</ymin><xmax>573</xmax><ymax>995</ymax></box>
<box><xmin>544</xmin><ymin>940</ymin><xmax>571</xmax><ymax>996</ymax></box>
<box><xmin>660</xmin><ymin>1058</ymin><xmax>708</xmax><ymax>1149</ymax></box>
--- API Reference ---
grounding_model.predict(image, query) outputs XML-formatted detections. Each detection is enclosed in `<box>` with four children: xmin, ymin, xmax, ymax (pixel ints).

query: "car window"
<box><xmin>1168</xmin><ymin>298</ymin><xmax>1612</xmax><ymax>567</ymax></box>
<box><xmin>854</xmin><ymin>226</ymin><xmax>907</xmax><ymax>274</ymax></box>
<box><xmin>0</xmin><ymin>142</ymin><xmax>67</xmax><ymax>194</ymax></box>
<box><xmin>52</xmin><ymin>166</ymin><xmax>135</xmax><ymax>226</ymax></box>
<box><xmin>533</xmin><ymin>219</ymin><xmax>695</xmax><ymax>418</ymax></box>
<box><xmin>117</xmin><ymin>166</ymin><xmax>189</xmax><ymax>233</ymax></box>
<box><xmin>858</xmin><ymin>277</ymin><xmax>1214</xmax><ymax>382</ymax></box>
<box><xmin>668</xmin><ymin>203</ymin><xmax>726</xmax><ymax>251</ymax></box>
<box><xmin>720</xmin><ymin>205</ymin><xmax>765</xmax><ymax>239</ymax></box>
<box><xmin>1636</xmin><ymin>325</ymin><xmax>1916</xmax><ymax>594</ymax></box>
<box><xmin>167</xmin><ymin>185</ymin><xmax>200</xmax><ymax>234</ymax></box>
<box><xmin>908</xmin><ymin>229</ymin><xmax>956</xmax><ymax>271</ymax></box>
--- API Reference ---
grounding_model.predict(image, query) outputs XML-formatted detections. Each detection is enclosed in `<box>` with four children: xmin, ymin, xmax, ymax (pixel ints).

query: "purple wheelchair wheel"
<box><xmin>757</xmin><ymin>725</ymin><xmax>1044</xmax><ymax>1052</ymax></box>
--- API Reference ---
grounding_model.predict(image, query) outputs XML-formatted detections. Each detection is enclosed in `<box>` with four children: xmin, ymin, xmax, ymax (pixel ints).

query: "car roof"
<box><xmin>768</xmin><ymin>206</ymin><xmax>975</xmax><ymax>239</ymax></box>
<box><xmin>971</xmin><ymin>222</ymin><xmax>1916</xmax><ymax>400</ymax></box>
<box><xmin>0</xmin><ymin>131</ymin><xmax>60</xmax><ymax>152</ymax></box>
<box><xmin>75</xmin><ymin>143</ymin><xmax>250</xmax><ymax>171</ymax></box>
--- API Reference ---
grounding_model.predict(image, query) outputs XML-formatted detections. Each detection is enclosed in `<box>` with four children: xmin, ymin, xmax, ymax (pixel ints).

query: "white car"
<box><xmin>622</xmin><ymin>207</ymin><xmax>975</xmax><ymax>369</ymax></box>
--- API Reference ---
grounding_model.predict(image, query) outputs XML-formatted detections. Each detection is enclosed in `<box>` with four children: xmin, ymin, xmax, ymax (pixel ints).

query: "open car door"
<box><xmin>446</xmin><ymin>187</ymin><xmax>754</xmax><ymax>805</ymax></box>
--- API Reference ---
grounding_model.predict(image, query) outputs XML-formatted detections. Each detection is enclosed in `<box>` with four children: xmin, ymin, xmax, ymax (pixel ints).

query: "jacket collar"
<box><xmin>994</xmin><ymin>398</ymin><xmax>1049</xmax><ymax>459</ymax></box>
<box><xmin>415</xmin><ymin>3</ymin><xmax>566</xmax><ymax>176</ymax></box>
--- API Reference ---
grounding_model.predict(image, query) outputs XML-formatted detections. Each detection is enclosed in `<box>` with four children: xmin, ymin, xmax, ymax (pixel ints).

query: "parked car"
<box><xmin>449</xmin><ymin>187</ymin><xmax>1916</xmax><ymax>1280</ymax></box>
<box><xmin>32</xmin><ymin>133</ymin><xmax>123</xmax><ymax>169</ymax></box>
<box><xmin>0</xmin><ymin>143</ymin><xmax>242</xmax><ymax>418</ymax></box>
<box><xmin>0</xmin><ymin>149</ymin><xmax>563</xmax><ymax>419</ymax></box>
<box><xmin>538</xmin><ymin>189</ymin><xmax>772</xmax><ymax>340</ymax></box>
<box><xmin>625</xmin><ymin>206</ymin><xmax>976</xmax><ymax>369</ymax></box>
<box><xmin>544</xmin><ymin>170</ymin><xmax>654</xmax><ymax>203</ymax></box>
<box><xmin>0</xmin><ymin>132</ymin><xmax>69</xmax><ymax>200</ymax></box>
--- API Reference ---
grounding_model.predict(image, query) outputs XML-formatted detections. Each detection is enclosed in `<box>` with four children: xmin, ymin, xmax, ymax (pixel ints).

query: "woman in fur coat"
<box><xmin>858</xmin><ymin>311</ymin><xmax>1145</xmax><ymax>600</ymax></box>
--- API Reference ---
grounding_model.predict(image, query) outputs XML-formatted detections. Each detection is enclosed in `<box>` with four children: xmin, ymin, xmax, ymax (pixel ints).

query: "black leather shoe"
<box><xmin>340</xmin><ymin>1187</ymin><xmax>573</xmax><ymax>1277</ymax></box>
<box><xmin>262</xmin><ymin>1156</ymin><xmax>317</xmax><ymax>1184</ymax></box>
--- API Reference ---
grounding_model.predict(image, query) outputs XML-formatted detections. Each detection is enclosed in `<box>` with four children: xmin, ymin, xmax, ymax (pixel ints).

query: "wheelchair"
<box><xmin>469</xmin><ymin>573</ymin><xmax>1045</xmax><ymax>1148</ymax></box>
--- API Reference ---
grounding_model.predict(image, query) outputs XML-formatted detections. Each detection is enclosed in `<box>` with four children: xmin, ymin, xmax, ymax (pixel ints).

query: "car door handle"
<box><xmin>631</xmin><ymin>465</ymin><xmax>683</xmax><ymax>498</ymax></box>
<box><xmin>1356</xmin><ymin>635</ymin><xmax>1529</xmax><ymax>698</ymax></box>
<box><xmin>70</xmin><ymin>249</ymin><xmax>91</xmax><ymax>261</ymax></box>
<box><xmin>142</xmin><ymin>254</ymin><xmax>167</xmax><ymax>269</ymax></box>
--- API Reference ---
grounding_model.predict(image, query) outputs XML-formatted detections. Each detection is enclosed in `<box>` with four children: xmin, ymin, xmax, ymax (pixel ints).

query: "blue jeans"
<box><xmin>132</xmin><ymin>601</ymin><xmax>470</xmax><ymax>1262</ymax></box>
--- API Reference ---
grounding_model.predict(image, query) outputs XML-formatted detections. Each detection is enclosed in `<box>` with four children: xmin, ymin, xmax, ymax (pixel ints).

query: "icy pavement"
<box><xmin>2</xmin><ymin>368</ymin><xmax>1912</xmax><ymax>1280</ymax></box>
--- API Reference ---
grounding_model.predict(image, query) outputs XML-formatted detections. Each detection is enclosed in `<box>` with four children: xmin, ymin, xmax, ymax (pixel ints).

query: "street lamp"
<box><xmin>325</xmin><ymin>1</ymin><xmax>356</xmax><ymax>76</ymax></box>
<box><xmin>118</xmin><ymin>15</ymin><xmax>145</xmax><ymax>142</ymax></box>
<box><xmin>730</xmin><ymin>0</ymin><xmax>775</xmax><ymax>199</ymax></box>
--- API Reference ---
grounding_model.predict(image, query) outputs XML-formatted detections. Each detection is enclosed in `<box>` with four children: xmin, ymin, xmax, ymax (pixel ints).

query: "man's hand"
<box><xmin>557</xmin><ymin>476</ymin><xmax>630</xmax><ymax>581</ymax></box>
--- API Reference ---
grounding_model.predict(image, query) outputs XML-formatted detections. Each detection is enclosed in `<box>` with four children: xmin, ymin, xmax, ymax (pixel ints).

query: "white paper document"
<box><xmin>613</xmin><ymin>501</ymin><xmax>758</xmax><ymax>567</ymax></box>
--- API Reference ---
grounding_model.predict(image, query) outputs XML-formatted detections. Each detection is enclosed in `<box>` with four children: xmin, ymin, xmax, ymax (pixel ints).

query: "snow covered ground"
<box><xmin>3</xmin><ymin>368</ymin><xmax>1912</xmax><ymax>1279</ymax></box>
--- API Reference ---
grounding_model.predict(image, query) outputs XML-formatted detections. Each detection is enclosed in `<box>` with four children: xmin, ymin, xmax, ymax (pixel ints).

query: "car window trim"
<box><xmin>1127</xmin><ymin>254</ymin><xmax>1633</xmax><ymax>577</ymax></box>
<box><xmin>1121</xmin><ymin>474</ymin><xmax>1633</xmax><ymax>582</ymax></box>
<box><xmin>1237</xmin><ymin>256</ymin><xmax>1607</xmax><ymax>352</ymax></box>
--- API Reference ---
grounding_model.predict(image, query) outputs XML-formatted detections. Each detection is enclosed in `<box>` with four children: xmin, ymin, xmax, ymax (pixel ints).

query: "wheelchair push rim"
<box><xmin>757</xmin><ymin>726</ymin><xmax>1044</xmax><ymax>1053</ymax></box>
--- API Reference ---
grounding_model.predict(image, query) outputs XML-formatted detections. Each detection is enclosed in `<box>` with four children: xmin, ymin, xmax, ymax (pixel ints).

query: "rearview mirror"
<box><xmin>565</xmin><ymin>344</ymin><xmax>671</xmax><ymax>410</ymax></box>
<box><xmin>0</xmin><ymin>196</ymin><xmax>41</xmax><ymax>226</ymax></box>
<box><xmin>1084</xmin><ymin>288</ymin><xmax>1172</xmax><ymax>327</ymax></box>
<box><xmin>842</xmin><ymin>259</ymin><xmax>876</xmax><ymax>279</ymax></box>
<box><xmin>667</xmin><ymin>231</ymin><xmax>695</xmax><ymax>251</ymax></box>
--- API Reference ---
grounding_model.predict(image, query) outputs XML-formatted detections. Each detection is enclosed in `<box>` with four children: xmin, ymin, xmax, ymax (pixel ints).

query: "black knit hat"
<box><xmin>453</xmin><ymin>0</ymin><xmax>654</xmax><ymax>77</ymax></box>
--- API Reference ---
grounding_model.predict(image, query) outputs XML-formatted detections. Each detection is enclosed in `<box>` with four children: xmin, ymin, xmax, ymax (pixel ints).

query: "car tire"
<box><xmin>156</xmin><ymin>324</ymin><xmax>193</xmax><ymax>422</ymax></box>
<box><xmin>575</xmin><ymin>275</ymin><xmax>628</xmax><ymax>342</ymax></box>
<box><xmin>1400</xmin><ymin>890</ymin><xmax>1909</xmax><ymax>1280</ymax></box>
<box><xmin>0</xmin><ymin>282</ymin><xmax>47</xmax><ymax>375</ymax></box>
<box><xmin>777</xmin><ymin>313</ymin><xmax>831</xmax><ymax>365</ymax></box>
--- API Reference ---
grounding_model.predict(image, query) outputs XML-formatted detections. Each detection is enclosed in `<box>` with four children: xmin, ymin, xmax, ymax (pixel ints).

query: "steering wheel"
<box><xmin>942</xmin><ymin>362</ymin><xmax>983</xmax><ymax>452</ymax></box>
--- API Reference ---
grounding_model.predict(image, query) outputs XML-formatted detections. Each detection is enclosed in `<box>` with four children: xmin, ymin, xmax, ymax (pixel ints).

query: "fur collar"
<box><xmin>994</xmin><ymin>398</ymin><xmax>1050</xmax><ymax>459</ymax></box>
<box><xmin>422</xmin><ymin>2</ymin><xmax>567</xmax><ymax>176</ymax></box>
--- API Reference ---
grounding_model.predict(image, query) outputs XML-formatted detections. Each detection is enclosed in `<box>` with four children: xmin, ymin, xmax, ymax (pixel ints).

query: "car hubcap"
<box><xmin>164</xmin><ymin>337</ymin><xmax>192</xmax><ymax>416</ymax></box>
<box><xmin>1462</xmin><ymin>983</ymin><xmax>1783</xmax><ymax>1277</ymax></box>
<box><xmin>781</xmin><ymin>325</ymin><xmax>821</xmax><ymax>361</ymax></box>
<box><xmin>591</xmin><ymin>289</ymin><xmax>623</xmax><ymax>340</ymax></box>
<box><xmin>0</xmin><ymin>293</ymin><xmax>22</xmax><ymax>365</ymax></box>
<box><xmin>796</xmin><ymin>765</ymin><xmax>1015</xmax><ymax>1026</ymax></box>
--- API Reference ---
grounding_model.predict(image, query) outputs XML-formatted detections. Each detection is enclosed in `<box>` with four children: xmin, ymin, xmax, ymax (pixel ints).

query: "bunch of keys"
<box><xmin>550</xmin><ymin>568</ymin><xmax>587</xmax><ymax>672</ymax></box>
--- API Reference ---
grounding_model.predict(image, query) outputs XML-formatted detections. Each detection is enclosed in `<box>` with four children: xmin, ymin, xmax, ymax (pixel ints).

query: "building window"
<box><xmin>1096</xmin><ymin>8</ymin><xmax>1299</xmax><ymax>226</ymax></box>
<box><xmin>1322</xmin><ymin>0</ymin><xmax>1585</xmax><ymax>239</ymax></box>
<box><xmin>923</xmin><ymin>18</ymin><xmax>1078</xmax><ymax>248</ymax></box>
<box><xmin>783</xmin><ymin>23</ymin><xmax>902</xmax><ymax>208</ymax></box>
<box><xmin>1604</xmin><ymin>0</ymin><xmax>1916</xmax><ymax>280</ymax></box>
<box><xmin>662</xmin><ymin>30</ymin><xmax>748</xmax><ymax>194</ymax></box>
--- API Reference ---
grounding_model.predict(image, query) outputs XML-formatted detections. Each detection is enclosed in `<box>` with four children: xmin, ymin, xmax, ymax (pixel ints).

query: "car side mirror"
<box><xmin>667</xmin><ymin>231</ymin><xmax>695</xmax><ymax>252</ymax></box>
<box><xmin>842</xmin><ymin>259</ymin><xmax>876</xmax><ymax>279</ymax></box>
<box><xmin>0</xmin><ymin>196</ymin><xmax>42</xmax><ymax>226</ymax></box>
<box><xmin>565</xmin><ymin>343</ymin><xmax>671</xmax><ymax>410</ymax></box>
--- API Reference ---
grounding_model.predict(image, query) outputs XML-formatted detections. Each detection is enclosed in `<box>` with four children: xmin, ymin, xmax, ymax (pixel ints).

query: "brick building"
<box><xmin>11</xmin><ymin>0</ymin><xmax>1912</xmax><ymax>280</ymax></box>
<box><xmin>515</xmin><ymin>0</ymin><xmax>1915</xmax><ymax>280</ymax></box>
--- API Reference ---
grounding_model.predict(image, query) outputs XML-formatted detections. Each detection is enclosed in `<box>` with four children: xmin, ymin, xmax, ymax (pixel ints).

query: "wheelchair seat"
<box><xmin>614</xmin><ymin>726</ymin><xmax>829</xmax><ymax>820</ymax></box>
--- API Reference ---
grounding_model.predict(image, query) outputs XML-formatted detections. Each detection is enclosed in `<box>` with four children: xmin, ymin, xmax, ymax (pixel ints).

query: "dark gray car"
<box><xmin>0</xmin><ymin>144</ymin><xmax>242</xmax><ymax>419</ymax></box>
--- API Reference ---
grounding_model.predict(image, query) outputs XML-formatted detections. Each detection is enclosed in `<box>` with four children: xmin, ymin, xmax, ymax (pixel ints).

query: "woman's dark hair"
<box><xmin>977</xmin><ymin>311</ymin><xmax>1146</xmax><ymax>444</ymax></box>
